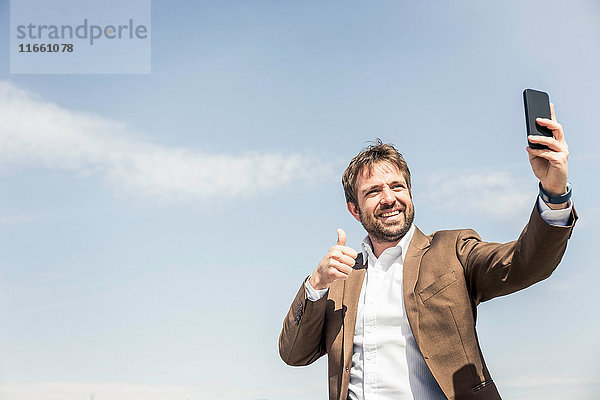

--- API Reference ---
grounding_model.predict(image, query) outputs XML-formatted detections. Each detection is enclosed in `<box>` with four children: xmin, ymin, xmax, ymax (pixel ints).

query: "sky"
<box><xmin>0</xmin><ymin>1</ymin><xmax>599</xmax><ymax>399</ymax></box>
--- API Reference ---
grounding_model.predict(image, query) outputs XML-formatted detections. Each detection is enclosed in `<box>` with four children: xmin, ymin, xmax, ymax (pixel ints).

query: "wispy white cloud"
<box><xmin>418</xmin><ymin>169</ymin><xmax>535</xmax><ymax>220</ymax></box>
<box><xmin>0</xmin><ymin>214</ymin><xmax>38</xmax><ymax>224</ymax></box>
<box><xmin>2</xmin><ymin>376</ymin><xmax>598</xmax><ymax>400</ymax></box>
<box><xmin>0</xmin><ymin>381</ymin><xmax>325</xmax><ymax>400</ymax></box>
<box><xmin>496</xmin><ymin>374</ymin><xmax>600</xmax><ymax>400</ymax></box>
<box><xmin>0</xmin><ymin>81</ymin><xmax>335</xmax><ymax>202</ymax></box>
<box><xmin>498</xmin><ymin>374</ymin><xmax>600</xmax><ymax>388</ymax></box>
<box><xmin>545</xmin><ymin>271</ymin><xmax>596</xmax><ymax>293</ymax></box>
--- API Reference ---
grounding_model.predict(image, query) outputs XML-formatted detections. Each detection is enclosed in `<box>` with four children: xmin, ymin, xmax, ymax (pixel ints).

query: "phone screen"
<box><xmin>523</xmin><ymin>89</ymin><xmax>552</xmax><ymax>150</ymax></box>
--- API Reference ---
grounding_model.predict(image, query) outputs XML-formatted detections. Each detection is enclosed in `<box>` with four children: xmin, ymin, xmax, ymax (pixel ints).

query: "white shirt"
<box><xmin>305</xmin><ymin>197</ymin><xmax>573</xmax><ymax>399</ymax></box>
<box><xmin>348</xmin><ymin>225</ymin><xmax>446</xmax><ymax>399</ymax></box>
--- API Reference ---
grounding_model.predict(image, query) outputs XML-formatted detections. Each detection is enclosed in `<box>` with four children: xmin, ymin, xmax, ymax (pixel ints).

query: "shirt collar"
<box><xmin>361</xmin><ymin>224</ymin><xmax>416</xmax><ymax>265</ymax></box>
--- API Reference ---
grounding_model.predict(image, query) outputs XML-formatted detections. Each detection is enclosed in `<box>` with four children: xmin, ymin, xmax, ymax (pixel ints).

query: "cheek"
<box><xmin>350</xmin><ymin>202</ymin><xmax>366</xmax><ymax>221</ymax></box>
<box><xmin>400</xmin><ymin>195</ymin><xmax>413</xmax><ymax>208</ymax></box>
<box><xmin>362</xmin><ymin>199</ymin><xmax>379</xmax><ymax>213</ymax></box>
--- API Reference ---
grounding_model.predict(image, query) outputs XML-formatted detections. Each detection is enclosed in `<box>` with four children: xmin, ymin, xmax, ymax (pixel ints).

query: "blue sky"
<box><xmin>0</xmin><ymin>1</ymin><xmax>599</xmax><ymax>399</ymax></box>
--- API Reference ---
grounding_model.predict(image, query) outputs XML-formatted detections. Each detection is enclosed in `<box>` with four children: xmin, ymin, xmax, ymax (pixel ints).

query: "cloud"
<box><xmin>2</xmin><ymin>376</ymin><xmax>598</xmax><ymax>400</ymax></box>
<box><xmin>0</xmin><ymin>81</ymin><xmax>335</xmax><ymax>202</ymax></box>
<box><xmin>544</xmin><ymin>271</ymin><xmax>595</xmax><ymax>293</ymax></box>
<box><xmin>498</xmin><ymin>374</ymin><xmax>600</xmax><ymax>389</ymax></box>
<box><xmin>0</xmin><ymin>214</ymin><xmax>38</xmax><ymax>224</ymax></box>
<box><xmin>418</xmin><ymin>169</ymin><xmax>534</xmax><ymax>220</ymax></box>
<box><xmin>496</xmin><ymin>374</ymin><xmax>600</xmax><ymax>400</ymax></box>
<box><xmin>0</xmin><ymin>381</ymin><xmax>325</xmax><ymax>400</ymax></box>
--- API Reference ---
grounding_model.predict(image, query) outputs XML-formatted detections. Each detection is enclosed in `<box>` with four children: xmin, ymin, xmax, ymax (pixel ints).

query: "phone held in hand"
<box><xmin>523</xmin><ymin>89</ymin><xmax>553</xmax><ymax>150</ymax></box>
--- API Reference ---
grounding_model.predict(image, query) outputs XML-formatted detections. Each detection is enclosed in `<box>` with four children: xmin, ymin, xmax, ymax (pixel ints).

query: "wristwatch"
<box><xmin>539</xmin><ymin>182</ymin><xmax>572</xmax><ymax>204</ymax></box>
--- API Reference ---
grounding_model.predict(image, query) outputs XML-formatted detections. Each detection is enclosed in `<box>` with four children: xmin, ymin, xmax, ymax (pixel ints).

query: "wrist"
<box><xmin>546</xmin><ymin>201</ymin><xmax>569</xmax><ymax>210</ymax></box>
<box><xmin>539</xmin><ymin>181</ymin><xmax>572</xmax><ymax>206</ymax></box>
<box><xmin>541</xmin><ymin>184</ymin><xmax>567</xmax><ymax>197</ymax></box>
<box><xmin>308</xmin><ymin>275</ymin><xmax>327</xmax><ymax>291</ymax></box>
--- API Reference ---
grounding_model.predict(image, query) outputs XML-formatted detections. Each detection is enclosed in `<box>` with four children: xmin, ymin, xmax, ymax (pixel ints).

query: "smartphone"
<box><xmin>523</xmin><ymin>89</ymin><xmax>552</xmax><ymax>150</ymax></box>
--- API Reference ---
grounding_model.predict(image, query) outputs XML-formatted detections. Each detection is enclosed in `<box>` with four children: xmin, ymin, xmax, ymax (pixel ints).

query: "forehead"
<box><xmin>356</xmin><ymin>162</ymin><xmax>406</xmax><ymax>187</ymax></box>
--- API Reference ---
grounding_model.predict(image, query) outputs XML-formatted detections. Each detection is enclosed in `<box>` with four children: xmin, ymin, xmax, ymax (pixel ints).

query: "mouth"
<box><xmin>377</xmin><ymin>209</ymin><xmax>403</xmax><ymax>221</ymax></box>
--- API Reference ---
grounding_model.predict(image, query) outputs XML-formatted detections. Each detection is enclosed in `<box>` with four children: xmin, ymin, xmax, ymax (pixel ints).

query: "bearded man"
<box><xmin>278</xmin><ymin>106</ymin><xmax>576</xmax><ymax>399</ymax></box>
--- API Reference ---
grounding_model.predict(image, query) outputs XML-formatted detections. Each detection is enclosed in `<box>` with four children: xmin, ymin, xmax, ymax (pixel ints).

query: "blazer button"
<box><xmin>345</xmin><ymin>367</ymin><xmax>349</xmax><ymax>372</ymax></box>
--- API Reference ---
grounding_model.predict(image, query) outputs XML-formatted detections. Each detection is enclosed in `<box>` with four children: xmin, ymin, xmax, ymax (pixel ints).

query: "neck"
<box><xmin>369</xmin><ymin>235</ymin><xmax>401</xmax><ymax>258</ymax></box>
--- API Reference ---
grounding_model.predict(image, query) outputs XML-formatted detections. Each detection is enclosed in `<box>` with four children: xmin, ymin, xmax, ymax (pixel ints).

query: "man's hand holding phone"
<box><xmin>526</xmin><ymin>102</ymin><xmax>570</xmax><ymax>209</ymax></box>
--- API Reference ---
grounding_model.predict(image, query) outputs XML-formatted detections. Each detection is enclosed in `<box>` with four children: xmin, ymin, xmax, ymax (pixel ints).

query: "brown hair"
<box><xmin>342</xmin><ymin>139</ymin><xmax>411</xmax><ymax>206</ymax></box>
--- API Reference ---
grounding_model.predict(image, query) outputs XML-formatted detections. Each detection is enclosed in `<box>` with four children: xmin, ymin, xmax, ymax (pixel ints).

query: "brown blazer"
<box><xmin>279</xmin><ymin>203</ymin><xmax>577</xmax><ymax>399</ymax></box>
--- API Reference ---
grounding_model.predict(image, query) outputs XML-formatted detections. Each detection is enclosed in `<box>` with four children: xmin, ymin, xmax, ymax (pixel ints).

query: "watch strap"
<box><xmin>539</xmin><ymin>182</ymin><xmax>572</xmax><ymax>204</ymax></box>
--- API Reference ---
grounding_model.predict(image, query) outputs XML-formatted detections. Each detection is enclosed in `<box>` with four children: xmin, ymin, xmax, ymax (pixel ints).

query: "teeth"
<box><xmin>381</xmin><ymin>210</ymin><xmax>399</xmax><ymax>217</ymax></box>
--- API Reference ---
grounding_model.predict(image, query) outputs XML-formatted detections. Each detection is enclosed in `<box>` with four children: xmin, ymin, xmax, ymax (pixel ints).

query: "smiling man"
<box><xmin>279</xmin><ymin>106</ymin><xmax>577</xmax><ymax>399</ymax></box>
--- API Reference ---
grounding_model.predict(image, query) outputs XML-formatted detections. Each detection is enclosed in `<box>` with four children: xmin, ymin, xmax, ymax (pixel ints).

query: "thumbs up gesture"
<box><xmin>309</xmin><ymin>229</ymin><xmax>358</xmax><ymax>290</ymax></box>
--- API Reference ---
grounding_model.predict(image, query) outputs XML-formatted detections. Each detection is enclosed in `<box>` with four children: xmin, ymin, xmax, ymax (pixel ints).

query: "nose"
<box><xmin>380</xmin><ymin>186</ymin><xmax>395</xmax><ymax>205</ymax></box>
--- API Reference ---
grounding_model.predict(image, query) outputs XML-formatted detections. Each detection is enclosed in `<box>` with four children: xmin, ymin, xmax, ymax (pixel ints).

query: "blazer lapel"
<box><xmin>341</xmin><ymin>253</ymin><xmax>367</xmax><ymax>371</ymax></box>
<box><xmin>403</xmin><ymin>227</ymin><xmax>430</xmax><ymax>345</ymax></box>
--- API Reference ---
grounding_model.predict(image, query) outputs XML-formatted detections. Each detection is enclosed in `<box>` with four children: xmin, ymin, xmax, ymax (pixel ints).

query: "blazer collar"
<box><xmin>343</xmin><ymin>226</ymin><xmax>431</xmax><ymax>306</ymax></box>
<box><xmin>341</xmin><ymin>253</ymin><xmax>367</xmax><ymax>369</ymax></box>
<box><xmin>360</xmin><ymin>225</ymin><xmax>415</xmax><ymax>264</ymax></box>
<box><xmin>403</xmin><ymin>225</ymin><xmax>431</xmax><ymax>294</ymax></box>
<box><xmin>402</xmin><ymin>226</ymin><xmax>431</xmax><ymax>344</ymax></box>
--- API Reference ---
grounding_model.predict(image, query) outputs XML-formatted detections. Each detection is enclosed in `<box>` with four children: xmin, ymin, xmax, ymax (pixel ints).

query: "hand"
<box><xmin>309</xmin><ymin>229</ymin><xmax>358</xmax><ymax>290</ymax></box>
<box><xmin>526</xmin><ymin>103</ymin><xmax>569</xmax><ymax>200</ymax></box>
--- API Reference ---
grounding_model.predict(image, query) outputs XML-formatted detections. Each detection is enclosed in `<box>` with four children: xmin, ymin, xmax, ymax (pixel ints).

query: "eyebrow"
<box><xmin>361</xmin><ymin>180</ymin><xmax>406</xmax><ymax>195</ymax></box>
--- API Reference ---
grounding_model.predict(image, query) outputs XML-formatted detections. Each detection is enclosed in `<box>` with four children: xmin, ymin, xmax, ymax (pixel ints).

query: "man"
<box><xmin>278</xmin><ymin>104</ymin><xmax>576</xmax><ymax>400</ymax></box>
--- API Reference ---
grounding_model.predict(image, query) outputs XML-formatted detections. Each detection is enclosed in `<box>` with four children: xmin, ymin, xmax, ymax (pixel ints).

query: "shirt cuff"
<box><xmin>304</xmin><ymin>276</ymin><xmax>329</xmax><ymax>302</ymax></box>
<box><xmin>537</xmin><ymin>195</ymin><xmax>573</xmax><ymax>226</ymax></box>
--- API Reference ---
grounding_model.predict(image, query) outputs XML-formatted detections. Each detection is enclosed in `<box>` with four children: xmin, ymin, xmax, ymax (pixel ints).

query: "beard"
<box><xmin>358</xmin><ymin>202</ymin><xmax>415</xmax><ymax>243</ymax></box>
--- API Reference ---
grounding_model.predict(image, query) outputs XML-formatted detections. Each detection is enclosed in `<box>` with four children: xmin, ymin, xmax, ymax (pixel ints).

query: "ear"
<box><xmin>347</xmin><ymin>202</ymin><xmax>361</xmax><ymax>222</ymax></box>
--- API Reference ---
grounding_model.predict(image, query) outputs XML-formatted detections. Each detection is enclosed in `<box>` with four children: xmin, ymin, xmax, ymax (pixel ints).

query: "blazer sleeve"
<box><xmin>457</xmin><ymin>201</ymin><xmax>577</xmax><ymax>304</ymax></box>
<box><xmin>278</xmin><ymin>278</ymin><xmax>328</xmax><ymax>366</ymax></box>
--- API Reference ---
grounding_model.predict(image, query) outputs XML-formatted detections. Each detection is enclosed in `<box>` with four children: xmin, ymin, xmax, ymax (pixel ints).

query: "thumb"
<box><xmin>336</xmin><ymin>228</ymin><xmax>347</xmax><ymax>246</ymax></box>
